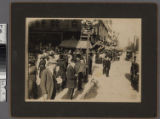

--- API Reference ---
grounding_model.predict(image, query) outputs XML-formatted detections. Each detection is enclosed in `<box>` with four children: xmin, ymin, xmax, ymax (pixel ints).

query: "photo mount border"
<box><xmin>11</xmin><ymin>3</ymin><xmax>157</xmax><ymax>118</ymax></box>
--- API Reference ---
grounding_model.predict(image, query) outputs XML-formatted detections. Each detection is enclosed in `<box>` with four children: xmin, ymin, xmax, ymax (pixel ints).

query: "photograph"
<box><xmin>25</xmin><ymin>18</ymin><xmax>141</xmax><ymax>102</ymax></box>
<box><xmin>0</xmin><ymin>24</ymin><xmax>6</xmax><ymax>102</ymax></box>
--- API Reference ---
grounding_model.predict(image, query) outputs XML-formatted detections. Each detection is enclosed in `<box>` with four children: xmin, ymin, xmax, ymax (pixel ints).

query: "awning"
<box><xmin>59</xmin><ymin>40</ymin><xmax>92</xmax><ymax>49</ymax></box>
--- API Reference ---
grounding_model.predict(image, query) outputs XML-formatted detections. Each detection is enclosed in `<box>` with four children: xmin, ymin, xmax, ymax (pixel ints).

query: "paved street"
<box><xmin>83</xmin><ymin>53</ymin><xmax>141</xmax><ymax>102</ymax></box>
<box><xmin>53</xmin><ymin>53</ymin><xmax>141</xmax><ymax>102</ymax></box>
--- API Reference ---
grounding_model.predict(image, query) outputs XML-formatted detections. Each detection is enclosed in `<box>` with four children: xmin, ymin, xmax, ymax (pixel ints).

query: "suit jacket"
<box><xmin>66</xmin><ymin>63</ymin><xmax>77</xmax><ymax>88</ymax></box>
<box><xmin>131</xmin><ymin>62</ymin><xmax>139</xmax><ymax>74</ymax></box>
<box><xmin>57</xmin><ymin>59</ymin><xmax>67</xmax><ymax>79</ymax></box>
<box><xmin>40</xmin><ymin>68</ymin><xmax>56</xmax><ymax>99</ymax></box>
<box><xmin>102</xmin><ymin>59</ymin><xmax>106</xmax><ymax>67</ymax></box>
<box><xmin>79</xmin><ymin>60</ymin><xmax>86</xmax><ymax>73</ymax></box>
<box><xmin>105</xmin><ymin>59</ymin><xmax>111</xmax><ymax>69</ymax></box>
<box><xmin>74</xmin><ymin>61</ymin><xmax>81</xmax><ymax>74</ymax></box>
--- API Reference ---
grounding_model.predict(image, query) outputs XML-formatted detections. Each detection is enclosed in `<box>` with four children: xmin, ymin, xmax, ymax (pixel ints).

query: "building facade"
<box><xmin>28</xmin><ymin>19</ymin><xmax>110</xmax><ymax>52</ymax></box>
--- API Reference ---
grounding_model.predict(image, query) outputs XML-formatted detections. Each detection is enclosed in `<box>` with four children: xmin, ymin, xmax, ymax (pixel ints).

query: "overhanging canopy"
<box><xmin>59</xmin><ymin>40</ymin><xmax>92</xmax><ymax>49</ymax></box>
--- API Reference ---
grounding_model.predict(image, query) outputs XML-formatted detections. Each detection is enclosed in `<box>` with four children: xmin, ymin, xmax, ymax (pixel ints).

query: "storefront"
<box><xmin>28</xmin><ymin>19</ymin><xmax>82</xmax><ymax>52</ymax></box>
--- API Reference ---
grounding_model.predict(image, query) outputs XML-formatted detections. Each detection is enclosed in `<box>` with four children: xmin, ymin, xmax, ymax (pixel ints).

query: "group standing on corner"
<box><xmin>28</xmin><ymin>48</ymin><xmax>94</xmax><ymax>100</ymax></box>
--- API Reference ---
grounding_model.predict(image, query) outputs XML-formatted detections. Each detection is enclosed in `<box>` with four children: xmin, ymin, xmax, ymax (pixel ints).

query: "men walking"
<box><xmin>66</xmin><ymin>56</ymin><xmax>77</xmax><ymax>99</ymax></box>
<box><xmin>130</xmin><ymin>56</ymin><xmax>139</xmax><ymax>90</ymax></box>
<box><xmin>103</xmin><ymin>58</ymin><xmax>106</xmax><ymax>75</ymax></box>
<box><xmin>88</xmin><ymin>53</ymin><xmax>93</xmax><ymax>75</ymax></box>
<box><xmin>104</xmin><ymin>55</ymin><xmax>111</xmax><ymax>77</ymax></box>
<box><xmin>57</xmin><ymin>54</ymin><xmax>67</xmax><ymax>89</ymax></box>
<box><xmin>40</xmin><ymin>62</ymin><xmax>57</xmax><ymax>100</ymax></box>
<box><xmin>75</xmin><ymin>57</ymin><xmax>83</xmax><ymax>91</ymax></box>
<box><xmin>53</xmin><ymin>65</ymin><xmax>61</xmax><ymax>91</ymax></box>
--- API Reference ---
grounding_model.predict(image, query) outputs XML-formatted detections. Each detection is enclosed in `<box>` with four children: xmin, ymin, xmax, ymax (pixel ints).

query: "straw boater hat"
<box><xmin>49</xmin><ymin>51</ymin><xmax>54</xmax><ymax>56</ymax></box>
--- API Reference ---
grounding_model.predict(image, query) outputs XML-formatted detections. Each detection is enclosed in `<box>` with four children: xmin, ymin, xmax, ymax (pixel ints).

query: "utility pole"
<box><xmin>86</xmin><ymin>33</ymin><xmax>90</xmax><ymax>80</ymax></box>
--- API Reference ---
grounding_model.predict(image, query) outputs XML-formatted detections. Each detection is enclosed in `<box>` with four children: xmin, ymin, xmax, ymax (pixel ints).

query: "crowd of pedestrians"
<box><xmin>28</xmin><ymin>48</ymin><xmax>93</xmax><ymax>100</ymax></box>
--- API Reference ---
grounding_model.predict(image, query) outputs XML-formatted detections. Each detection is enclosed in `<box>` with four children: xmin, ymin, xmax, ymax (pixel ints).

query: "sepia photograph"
<box><xmin>25</xmin><ymin>18</ymin><xmax>141</xmax><ymax>102</ymax></box>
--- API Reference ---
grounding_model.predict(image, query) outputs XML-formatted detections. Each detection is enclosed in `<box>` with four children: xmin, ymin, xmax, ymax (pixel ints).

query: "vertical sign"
<box><xmin>0</xmin><ymin>24</ymin><xmax>7</xmax><ymax>44</ymax></box>
<box><xmin>0</xmin><ymin>24</ymin><xmax>7</xmax><ymax>102</ymax></box>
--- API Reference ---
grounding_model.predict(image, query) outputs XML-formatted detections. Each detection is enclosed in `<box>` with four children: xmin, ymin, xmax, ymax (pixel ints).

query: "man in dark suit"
<box><xmin>105</xmin><ymin>56</ymin><xmax>111</xmax><ymax>77</ymax></box>
<box><xmin>88</xmin><ymin>53</ymin><xmax>93</xmax><ymax>75</ymax></box>
<box><xmin>40</xmin><ymin>63</ymin><xmax>57</xmax><ymax>100</ymax></box>
<box><xmin>131</xmin><ymin>56</ymin><xmax>139</xmax><ymax>76</ymax></box>
<box><xmin>38</xmin><ymin>56</ymin><xmax>46</xmax><ymax>78</ymax></box>
<box><xmin>57</xmin><ymin>54</ymin><xmax>67</xmax><ymax>89</ymax></box>
<box><xmin>130</xmin><ymin>56</ymin><xmax>139</xmax><ymax>90</ymax></box>
<box><xmin>103</xmin><ymin>56</ymin><xmax>106</xmax><ymax>75</ymax></box>
<box><xmin>66</xmin><ymin>55</ymin><xmax>77</xmax><ymax>99</ymax></box>
<box><xmin>75</xmin><ymin>57</ymin><xmax>83</xmax><ymax>91</ymax></box>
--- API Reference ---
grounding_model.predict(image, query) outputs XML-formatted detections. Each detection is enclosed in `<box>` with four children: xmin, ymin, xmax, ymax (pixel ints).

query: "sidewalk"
<box><xmin>83</xmin><ymin>53</ymin><xmax>141</xmax><ymax>102</ymax></box>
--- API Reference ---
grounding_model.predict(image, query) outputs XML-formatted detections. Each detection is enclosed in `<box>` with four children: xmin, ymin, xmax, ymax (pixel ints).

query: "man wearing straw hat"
<box><xmin>39</xmin><ymin>57</ymin><xmax>57</xmax><ymax>100</ymax></box>
<box><xmin>104</xmin><ymin>55</ymin><xmax>111</xmax><ymax>77</ymax></box>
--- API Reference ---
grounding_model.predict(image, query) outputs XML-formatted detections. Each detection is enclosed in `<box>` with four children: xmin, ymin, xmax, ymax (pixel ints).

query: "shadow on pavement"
<box><xmin>83</xmin><ymin>83</ymin><xmax>99</xmax><ymax>100</ymax></box>
<box><xmin>61</xmin><ymin>89</ymin><xmax>71</xmax><ymax>99</ymax></box>
<box><xmin>92</xmin><ymin>65</ymin><xmax>99</xmax><ymax>73</ymax></box>
<box><xmin>73</xmin><ymin>89</ymin><xmax>84</xmax><ymax>99</ymax></box>
<box><xmin>125</xmin><ymin>73</ymin><xmax>131</xmax><ymax>81</ymax></box>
